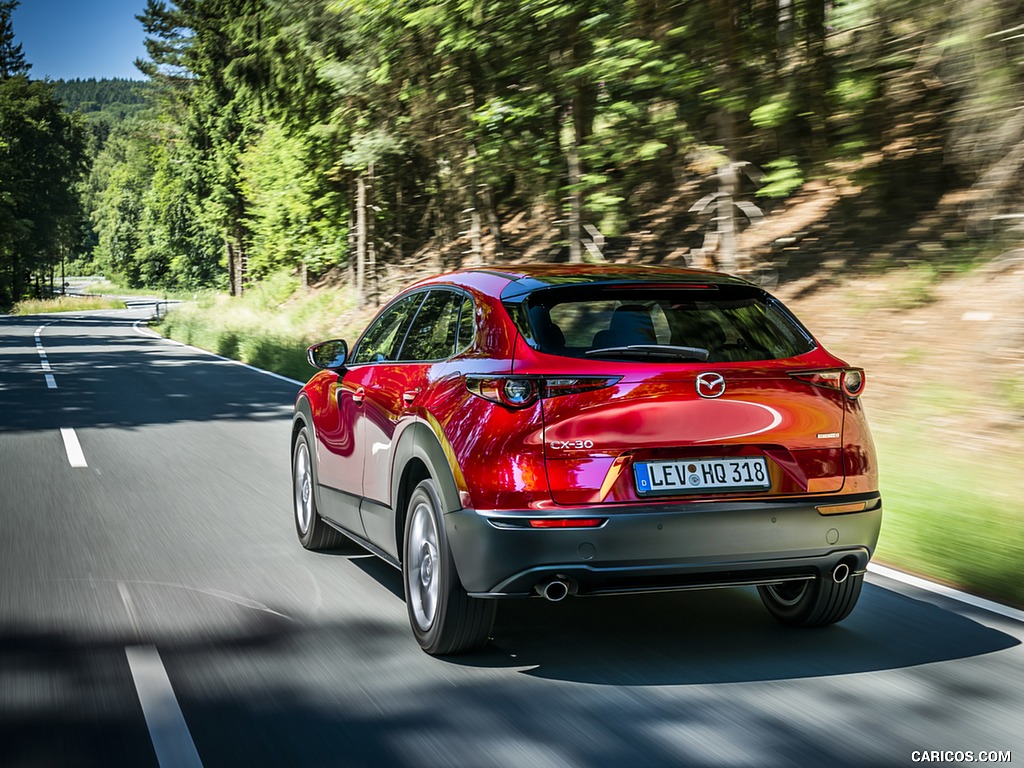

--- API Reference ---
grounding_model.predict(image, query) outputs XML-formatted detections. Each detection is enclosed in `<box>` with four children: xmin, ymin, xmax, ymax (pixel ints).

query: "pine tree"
<box><xmin>0</xmin><ymin>0</ymin><xmax>30</xmax><ymax>79</ymax></box>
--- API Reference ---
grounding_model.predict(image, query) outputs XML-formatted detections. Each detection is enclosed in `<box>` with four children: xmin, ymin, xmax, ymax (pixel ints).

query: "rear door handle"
<box><xmin>352</xmin><ymin>387</ymin><xmax>366</xmax><ymax>404</ymax></box>
<box><xmin>403</xmin><ymin>389</ymin><xmax>421</xmax><ymax>405</ymax></box>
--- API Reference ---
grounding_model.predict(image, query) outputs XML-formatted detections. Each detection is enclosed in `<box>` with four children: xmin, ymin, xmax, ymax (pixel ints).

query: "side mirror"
<box><xmin>306</xmin><ymin>339</ymin><xmax>348</xmax><ymax>370</ymax></box>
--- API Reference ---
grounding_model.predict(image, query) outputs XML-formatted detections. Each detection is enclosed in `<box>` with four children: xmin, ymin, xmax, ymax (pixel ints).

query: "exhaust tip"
<box><xmin>539</xmin><ymin>579</ymin><xmax>570</xmax><ymax>602</ymax></box>
<box><xmin>832</xmin><ymin>562</ymin><xmax>851</xmax><ymax>584</ymax></box>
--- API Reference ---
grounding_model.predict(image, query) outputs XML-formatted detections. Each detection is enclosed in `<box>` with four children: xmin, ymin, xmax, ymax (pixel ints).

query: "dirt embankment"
<box><xmin>776</xmin><ymin>252</ymin><xmax>1024</xmax><ymax>453</ymax></box>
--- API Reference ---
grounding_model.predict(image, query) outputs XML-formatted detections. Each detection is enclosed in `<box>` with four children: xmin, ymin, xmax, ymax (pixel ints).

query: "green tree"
<box><xmin>0</xmin><ymin>77</ymin><xmax>87</xmax><ymax>305</ymax></box>
<box><xmin>0</xmin><ymin>0</ymin><xmax>29</xmax><ymax>78</ymax></box>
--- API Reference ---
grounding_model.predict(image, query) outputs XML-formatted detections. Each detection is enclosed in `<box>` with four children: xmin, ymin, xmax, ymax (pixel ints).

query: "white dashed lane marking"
<box><xmin>125</xmin><ymin>646</ymin><xmax>204</xmax><ymax>768</ymax></box>
<box><xmin>59</xmin><ymin>428</ymin><xmax>88</xmax><ymax>468</ymax></box>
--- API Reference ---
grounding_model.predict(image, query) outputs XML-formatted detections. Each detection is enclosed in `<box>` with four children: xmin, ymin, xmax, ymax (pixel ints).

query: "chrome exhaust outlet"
<box><xmin>832</xmin><ymin>562</ymin><xmax>851</xmax><ymax>584</ymax></box>
<box><xmin>537</xmin><ymin>579</ymin><xmax>571</xmax><ymax>602</ymax></box>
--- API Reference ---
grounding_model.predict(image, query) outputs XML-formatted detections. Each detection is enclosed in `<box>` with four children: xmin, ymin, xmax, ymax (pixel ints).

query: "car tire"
<box><xmin>403</xmin><ymin>478</ymin><xmax>495</xmax><ymax>655</ymax></box>
<box><xmin>757</xmin><ymin>572</ymin><xmax>863</xmax><ymax>627</ymax></box>
<box><xmin>292</xmin><ymin>426</ymin><xmax>346</xmax><ymax>551</ymax></box>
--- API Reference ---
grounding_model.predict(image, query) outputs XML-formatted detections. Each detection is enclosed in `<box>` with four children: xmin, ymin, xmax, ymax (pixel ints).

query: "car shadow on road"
<box><xmin>439</xmin><ymin>583</ymin><xmax>1020</xmax><ymax>685</ymax></box>
<box><xmin>319</xmin><ymin>544</ymin><xmax>1021</xmax><ymax>685</ymax></box>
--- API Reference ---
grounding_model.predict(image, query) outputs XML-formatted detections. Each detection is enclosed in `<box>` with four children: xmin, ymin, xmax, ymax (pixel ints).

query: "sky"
<box><xmin>12</xmin><ymin>0</ymin><xmax>149</xmax><ymax>81</ymax></box>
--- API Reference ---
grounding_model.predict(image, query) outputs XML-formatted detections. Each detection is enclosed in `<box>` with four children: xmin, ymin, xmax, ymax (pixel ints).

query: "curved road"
<box><xmin>1</xmin><ymin>307</ymin><xmax>1020</xmax><ymax>767</ymax></box>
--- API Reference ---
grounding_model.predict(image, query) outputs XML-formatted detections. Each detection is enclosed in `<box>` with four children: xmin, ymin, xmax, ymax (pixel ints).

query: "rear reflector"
<box><xmin>816</xmin><ymin>502</ymin><xmax>867</xmax><ymax>515</ymax></box>
<box><xmin>528</xmin><ymin>518</ymin><xmax>606</xmax><ymax>529</ymax></box>
<box><xmin>486</xmin><ymin>516</ymin><xmax>608</xmax><ymax>530</ymax></box>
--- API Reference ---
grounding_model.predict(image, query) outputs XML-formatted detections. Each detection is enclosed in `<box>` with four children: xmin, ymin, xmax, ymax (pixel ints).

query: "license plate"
<box><xmin>633</xmin><ymin>457</ymin><xmax>770</xmax><ymax>495</ymax></box>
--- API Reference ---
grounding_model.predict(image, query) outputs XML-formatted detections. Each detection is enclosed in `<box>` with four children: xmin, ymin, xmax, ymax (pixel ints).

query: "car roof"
<box><xmin>414</xmin><ymin>264</ymin><xmax>751</xmax><ymax>301</ymax></box>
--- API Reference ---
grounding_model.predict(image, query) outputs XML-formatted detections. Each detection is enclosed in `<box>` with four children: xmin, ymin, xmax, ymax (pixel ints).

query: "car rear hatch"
<box><xmin>510</xmin><ymin>281</ymin><xmax>857</xmax><ymax>506</ymax></box>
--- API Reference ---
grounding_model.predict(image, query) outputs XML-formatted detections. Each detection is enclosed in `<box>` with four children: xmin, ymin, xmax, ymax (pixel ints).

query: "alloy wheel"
<box><xmin>406</xmin><ymin>499</ymin><xmax>441</xmax><ymax>631</ymax></box>
<box><xmin>294</xmin><ymin>440</ymin><xmax>313</xmax><ymax>535</ymax></box>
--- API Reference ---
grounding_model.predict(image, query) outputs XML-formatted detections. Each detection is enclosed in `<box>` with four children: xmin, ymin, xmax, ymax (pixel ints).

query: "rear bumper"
<box><xmin>444</xmin><ymin>492</ymin><xmax>882</xmax><ymax>597</ymax></box>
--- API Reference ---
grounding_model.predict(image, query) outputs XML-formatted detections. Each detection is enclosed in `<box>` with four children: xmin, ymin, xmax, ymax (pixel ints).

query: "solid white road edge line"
<box><xmin>868</xmin><ymin>563</ymin><xmax>1024</xmax><ymax>624</ymax></box>
<box><xmin>125</xmin><ymin>646</ymin><xmax>204</xmax><ymax>768</ymax></box>
<box><xmin>59</xmin><ymin>428</ymin><xmax>88</xmax><ymax>468</ymax></box>
<box><xmin>131</xmin><ymin>318</ymin><xmax>304</xmax><ymax>386</ymax></box>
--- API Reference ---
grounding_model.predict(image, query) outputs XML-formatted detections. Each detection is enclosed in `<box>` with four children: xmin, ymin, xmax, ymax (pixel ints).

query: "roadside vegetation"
<box><xmin>154</xmin><ymin>272</ymin><xmax>367</xmax><ymax>382</ymax></box>
<box><xmin>874</xmin><ymin>424</ymin><xmax>1024</xmax><ymax>607</ymax></box>
<box><xmin>81</xmin><ymin>279</ymin><xmax>198</xmax><ymax>301</ymax></box>
<box><xmin>11</xmin><ymin>295</ymin><xmax>125</xmax><ymax>314</ymax></box>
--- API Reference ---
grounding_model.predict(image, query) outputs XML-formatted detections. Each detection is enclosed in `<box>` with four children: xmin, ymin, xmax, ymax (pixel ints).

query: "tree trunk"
<box><xmin>227</xmin><ymin>239</ymin><xmax>238</xmax><ymax>297</ymax></box>
<box><xmin>236</xmin><ymin>239</ymin><xmax>245</xmax><ymax>296</ymax></box>
<box><xmin>10</xmin><ymin>254</ymin><xmax>21</xmax><ymax>305</ymax></box>
<box><xmin>804</xmin><ymin>0</ymin><xmax>828</xmax><ymax>154</ymax></box>
<box><xmin>778</xmin><ymin>0</ymin><xmax>793</xmax><ymax>60</ymax></box>
<box><xmin>347</xmin><ymin>177</ymin><xmax>356</xmax><ymax>288</ymax></box>
<box><xmin>355</xmin><ymin>172</ymin><xmax>366</xmax><ymax>307</ymax></box>
<box><xmin>567</xmin><ymin>120</ymin><xmax>583</xmax><ymax>264</ymax></box>
<box><xmin>484</xmin><ymin>184</ymin><xmax>504</xmax><ymax>261</ymax></box>
<box><xmin>716</xmin><ymin>162</ymin><xmax>739</xmax><ymax>274</ymax></box>
<box><xmin>714</xmin><ymin>0</ymin><xmax>740</xmax><ymax>273</ymax></box>
<box><xmin>565</xmin><ymin>14</ymin><xmax>595</xmax><ymax>265</ymax></box>
<box><xmin>466</xmin><ymin>145</ymin><xmax>483</xmax><ymax>265</ymax></box>
<box><xmin>367</xmin><ymin>162</ymin><xmax>378</xmax><ymax>305</ymax></box>
<box><xmin>469</xmin><ymin>207</ymin><xmax>483</xmax><ymax>265</ymax></box>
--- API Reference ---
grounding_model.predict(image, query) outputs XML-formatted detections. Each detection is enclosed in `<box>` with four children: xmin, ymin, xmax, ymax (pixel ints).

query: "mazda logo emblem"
<box><xmin>696</xmin><ymin>372</ymin><xmax>726</xmax><ymax>399</ymax></box>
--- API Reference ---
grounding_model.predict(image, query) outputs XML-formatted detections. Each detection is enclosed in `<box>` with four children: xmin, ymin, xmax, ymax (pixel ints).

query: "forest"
<box><xmin>2</xmin><ymin>0</ymin><xmax>1023</xmax><ymax>310</ymax></box>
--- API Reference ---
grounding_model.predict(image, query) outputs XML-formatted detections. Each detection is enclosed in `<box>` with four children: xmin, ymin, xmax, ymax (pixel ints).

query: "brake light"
<box><xmin>789</xmin><ymin>368</ymin><xmax>866</xmax><ymax>399</ymax></box>
<box><xmin>466</xmin><ymin>375</ymin><xmax>620</xmax><ymax>409</ymax></box>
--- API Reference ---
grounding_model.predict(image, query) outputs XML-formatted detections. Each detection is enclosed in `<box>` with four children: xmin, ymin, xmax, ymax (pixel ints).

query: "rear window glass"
<box><xmin>523</xmin><ymin>285</ymin><xmax>814</xmax><ymax>363</ymax></box>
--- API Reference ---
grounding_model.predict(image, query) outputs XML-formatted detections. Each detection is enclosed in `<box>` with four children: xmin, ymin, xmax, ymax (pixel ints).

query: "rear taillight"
<box><xmin>466</xmin><ymin>377</ymin><xmax>540</xmax><ymax>407</ymax></box>
<box><xmin>466</xmin><ymin>375</ymin><xmax>620</xmax><ymax>409</ymax></box>
<box><xmin>789</xmin><ymin>368</ymin><xmax>866</xmax><ymax>399</ymax></box>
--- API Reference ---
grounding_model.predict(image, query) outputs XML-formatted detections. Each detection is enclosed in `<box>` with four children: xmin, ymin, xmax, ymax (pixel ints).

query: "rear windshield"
<box><xmin>519</xmin><ymin>285</ymin><xmax>815</xmax><ymax>363</ymax></box>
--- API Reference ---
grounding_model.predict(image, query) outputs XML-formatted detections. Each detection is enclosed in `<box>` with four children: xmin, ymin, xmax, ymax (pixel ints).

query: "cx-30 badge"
<box><xmin>696</xmin><ymin>372</ymin><xmax>726</xmax><ymax>399</ymax></box>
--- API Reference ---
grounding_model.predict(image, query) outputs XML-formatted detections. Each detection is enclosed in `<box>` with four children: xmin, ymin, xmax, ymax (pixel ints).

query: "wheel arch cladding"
<box><xmin>392</xmin><ymin>421</ymin><xmax>463</xmax><ymax>560</ymax></box>
<box><xmin>292</xmin><ymin>396</ymin><xmax>313</xmax><ymax>450</ymax></box>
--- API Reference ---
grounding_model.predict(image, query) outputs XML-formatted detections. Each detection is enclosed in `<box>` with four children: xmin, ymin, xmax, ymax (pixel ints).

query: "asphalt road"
<box><xmin>1</xmin><ymin>306</ymin><xmax>1020</xmax><ymax>768</ymax></box>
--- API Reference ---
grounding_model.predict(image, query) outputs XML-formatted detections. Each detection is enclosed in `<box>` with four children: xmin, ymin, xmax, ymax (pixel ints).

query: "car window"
<box><xmin>529</xmin><ymin>285</ymin><xmax>815</xmax><ymax>362</ymax></box>
<box><xmin>398</xmin><ymin>289</ymin><xmax>464</xmax><ymax>362</ymax></box>
<box><xmin>456</xmin><ymin>295</ymin><xmax>475</xmax><ymax>352</ymax></box>
<box><xmin>350</xmin><ymin>293</ymin><xmax>424</xmax><ymax>365</ymax></box>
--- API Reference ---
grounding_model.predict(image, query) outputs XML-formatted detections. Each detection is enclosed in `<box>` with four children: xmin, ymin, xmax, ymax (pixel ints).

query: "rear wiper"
<box><xmin>585</xmin><ymin>344</ymin><xmax>710</xmax><ymax>362</ymax></box>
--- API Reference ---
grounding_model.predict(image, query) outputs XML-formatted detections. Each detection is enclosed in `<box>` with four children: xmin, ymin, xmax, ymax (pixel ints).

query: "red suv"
<box><xmin>292</xmin><ymin>265</ymin><xmax>881</xmax><ymax>654</ymax></box>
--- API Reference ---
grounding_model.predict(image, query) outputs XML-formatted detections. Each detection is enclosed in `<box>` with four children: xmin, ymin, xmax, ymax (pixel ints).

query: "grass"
<box><xmin>154</xmin><ymin>271</ymin><xmax>372</xmax><ymax>383</ymax></box>
<box><xmin>872</xmin><ymin>423</ymin><xmax>1024</xmax><ymax>608</ymax></box>
<box><xmin>12</xmin><ymin>295</ymin><xmax>126</xmax><ymax>314</ymax></box>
